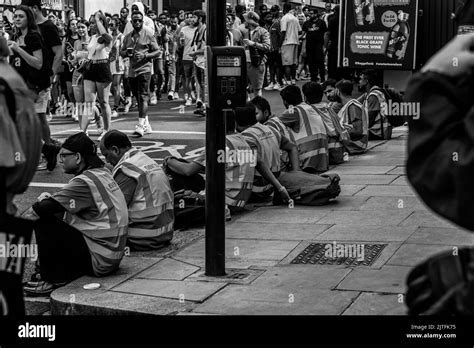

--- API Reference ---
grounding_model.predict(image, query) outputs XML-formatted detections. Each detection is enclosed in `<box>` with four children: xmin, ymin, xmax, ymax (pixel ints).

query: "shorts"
<box><xmin>35</xmin><ymin>87</ymin><xmax>51</xmax><ymax>114</ymax></box>
<box><xmin>83</xmin><ymin>62</ymin><xmax>112</xmax><ymax>84</ymax></box>
<box><xmin>183</xmin><ymin>60</ymin><xmax>194</xmax><ymax>79</ymax></box>
<box><xmin>247</xmin><ymin>63</ymin><xmax>265</xmax><ymax>90</ymax></box>
<box><xmin>281</xmin><ymin>44</ymin><xmax>299</xmax><ymax>66</ymax></box>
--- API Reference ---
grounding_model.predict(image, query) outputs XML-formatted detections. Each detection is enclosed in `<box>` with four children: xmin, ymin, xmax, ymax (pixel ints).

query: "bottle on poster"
<box><xmin>386</xmin><ymin>11</ymin><xmax>410</xmax><ymax>60</ymax></box>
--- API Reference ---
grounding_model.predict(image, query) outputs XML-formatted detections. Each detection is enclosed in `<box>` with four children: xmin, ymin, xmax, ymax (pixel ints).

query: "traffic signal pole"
<box><xmin>205</xmin><ymin>0</ymin><xmax>227</xmax><ymax>276</ymax></box>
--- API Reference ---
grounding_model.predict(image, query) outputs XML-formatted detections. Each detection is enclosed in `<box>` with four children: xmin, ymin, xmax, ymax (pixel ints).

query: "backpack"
<box><xmin>274</xmin><ymin>171</ymin><xmax>341</xmax><ymax>206</ymax></box>
<box><xmin>0</xmin><ymin>63</ymin><xmax>42</xmax><ymax>196</ymax></box>
<box><xmin>173</xmin><ymin>190</ymin><xmax>205</xmax><ymax>230</ymax></box>
<box><xmin>374</xmin><ymin>87</ymin><xmax>408</xmax><ymax>128</ymax></box>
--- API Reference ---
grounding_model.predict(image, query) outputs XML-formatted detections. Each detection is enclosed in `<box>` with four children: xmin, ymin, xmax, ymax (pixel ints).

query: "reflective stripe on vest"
<box><xmin>113</xmin><ymin>149</ymin><xmax>174</xmax><ymax>247</ymax></box>
<box><xmin>68</xmin><ymin>168</ymin><xmax>128</xmax><ymax>276</ymax></box>
<box><xmin>365</xmin><ymin>88</ymin><xmax>392</xmax><ymax>140</ymax></box>
<box><xmin>338</xmin><ymin>99</ymin><xmax>369</xmax><ymax>154</ymax></box>
<box><xmin>224</xmin><ymin>134</ymin><xmax>255</xmax><ymax>208</ymax></box>
<box><xmin>266</xmin><ymin>117</ymin><xmax>295</xmax><ymax>172</ymax></box>
<box><xmin>289</xmin><ymin>104</ymin><xmax>329</xmax><ymax>172</ymax></box>
<box><xmin>242</xmin><ymin>123</ymin><xmax>281</xmax><ymax>194</ymax></box>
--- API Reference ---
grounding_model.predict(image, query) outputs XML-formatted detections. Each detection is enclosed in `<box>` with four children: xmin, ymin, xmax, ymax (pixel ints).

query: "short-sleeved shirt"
<box><xmin>11</xmin><ymin>31</ymin><xmax>52</xmax><ymax>91</ymax></box>
<box><xmin>122</xmin><ymin>27</ymin><xmax>158</xmax><ymax>77</ymax></box>
<box><xmin>303</xmin><ymin>18</ymin><xmax>327</xmax><ymax>48</ymax></box>
<box><xmin>51</xmin><ymin>176</ymin><xmax>99</xmax><ymax>221</ymax></box>
<box><xmin>181</xmin><ymin>25</ymin><xmax>197</xmax><ymax>61</ymax></box>
<box><xmin>280</xmin><ymin>13</ymin><xmax>301</xmax><ymax>46</ymax></box>
<box><xmin>38</xmin><ymin>20</ymin><xmax>62</xmax><ymax>71</ymax></box>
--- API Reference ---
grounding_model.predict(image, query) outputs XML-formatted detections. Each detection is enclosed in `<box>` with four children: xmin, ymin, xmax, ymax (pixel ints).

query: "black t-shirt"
<box><xmin>38</xmin><ymin>20</ymin><xmax>62</xmax><ymax>71</ymax></box>
<box><xmin>11</xmin><ymin>31</ymin><xmax>51</xmax><ymax>91</ymax></box>
<box><xmin>303</xmin><ymin>18</ymin><xmax>327</xmax><ymax>48</ymax></box>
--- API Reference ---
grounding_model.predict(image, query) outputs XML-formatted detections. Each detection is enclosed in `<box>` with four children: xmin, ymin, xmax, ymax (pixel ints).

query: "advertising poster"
<box><xmin>339</xmin><ymin>0</ymin><xmax>419</xmax><ymax>70</ymax></box>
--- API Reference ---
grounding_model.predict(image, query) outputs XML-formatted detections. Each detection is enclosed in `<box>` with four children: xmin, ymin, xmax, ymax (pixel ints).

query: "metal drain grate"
<box><xmin>290</xmin><ymin>243</ymin><xmax>387</xmax><ymax>266</ymax></box>
<box><xmin>227</xmin><ymin>272</ymin><xmax>250</xmax><ymax>280</ymax></box>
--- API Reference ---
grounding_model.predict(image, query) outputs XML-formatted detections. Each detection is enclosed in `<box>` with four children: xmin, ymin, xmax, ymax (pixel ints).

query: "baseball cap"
<box><xmin>62</xmin><ymin>132</ymin><xmax>104</xmax><ymax>168</ymax></box>
<box><xmin>21</xmin><ymin>0</ymin><xmax>42</xmax><ymax>7</ymax></box>
<box><xmin>243</xmin><ymin>11</ymin><xmax>260</xmax><ymax>26</ymax></box>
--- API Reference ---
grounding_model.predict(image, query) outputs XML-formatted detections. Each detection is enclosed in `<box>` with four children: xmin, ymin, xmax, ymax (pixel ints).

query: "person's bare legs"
<box><xmin>96</xmin><ymin>81</ymin><xmax>112</xmax><ymax>132</ymax></box>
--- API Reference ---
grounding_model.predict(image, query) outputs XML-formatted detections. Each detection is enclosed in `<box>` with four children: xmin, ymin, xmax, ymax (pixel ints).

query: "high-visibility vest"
<box><xmin>113</xmin><ymin>149</ymin><xmax>174</xmax><ymax>250</ymax></box>
<box><xmin>364</xmin><ymin>87</ymin><xmax>393</xmax><ymax>140</ymax></box>
<box><xmin>284</xmin><ymin>103</ymin><xmax>329</xmax><ymax>172</ymax></box>
<box><xmin>310</xmin><ymin>103</ymin><xmax>349</xmax><ymax>165</ymax></box>
<box><xmin>242</xmin><ymin>123</ymin><xmax>281</xmax><ymax>194</ymax></box>
<box><xmin>266</xmin><ymin>116</ymin><xmax>296</xmax><ymax>172</ymax></box>
<box><xmin>65</xmin><ymin>168</ymin><xmax>129</xmax><ymax>276</ymax></box>
<box><xmin>224</xmin><ymin>134</ymin><xmax>255</xmax><ymax>208</ymax></box>
<box><xmin>338</xmin><ymin>99</ymin><xmax>369</xmax><ymax>155</ymax></box>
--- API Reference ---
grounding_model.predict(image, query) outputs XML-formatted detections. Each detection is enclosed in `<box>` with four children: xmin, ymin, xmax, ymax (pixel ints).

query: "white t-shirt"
<box><xmin>87</xmin><ymin>34</ymin><xmax>111</xmax><ymax>60</ymax></box>
<box><xmin>280</xmin><ymin>13</ymin><xmax>301</xmax><ymax>46</ymax></box>
<box><xmin>181</xmin><ymin>25</ymin><xmax>197</xmax><ymax>61</ymax></box>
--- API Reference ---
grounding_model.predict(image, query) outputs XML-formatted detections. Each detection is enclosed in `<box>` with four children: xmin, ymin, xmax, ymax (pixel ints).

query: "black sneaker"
<box><xmin>194</xmin><ymin>109</ymin><xmax>206</xmax><ymax>117</ymax></box>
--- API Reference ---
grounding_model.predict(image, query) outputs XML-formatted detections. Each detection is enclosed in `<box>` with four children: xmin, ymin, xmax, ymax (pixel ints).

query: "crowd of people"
<box><xmin>0</xmin><ymin>1</ymin><xmax>398</xmax><ymax>296</ymax></box>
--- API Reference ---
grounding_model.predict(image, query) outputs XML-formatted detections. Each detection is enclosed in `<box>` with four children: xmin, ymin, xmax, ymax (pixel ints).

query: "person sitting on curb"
<box><xmin>237</xmin><ymin>103</ymin><xmax>300</xmax><ymax>203</ymax></box>
<box><xmin>23</xmin><ymin>132</ymin><xmax>129</xmax><ymax>296</ymax></box>
<box><xmin>164</xmin><ymin>110</ymin><xmax>256</xmax><ymax>220</ymax></box>
<box><xmin>100</xmin><ymin>130</ymin><xmax>174</xmax><ymax>251</ymax></box>
<box><xmin>358</xmin><ymin>69</ymin><xmax>392</xmax><ymax>140</ymax></box>
<box><xmin>335</xmin><ymin>79</ymin><xmax>369</xmax><ymax>155</ymax></box>
<box><xmin>302</xmin><ymin>82</ymin><xmax>350</xmax><ymax>165</ymax></box>
<box><xmin>277</xmin><ymin>85</ymin><xmax>330</xmax><ymax>172</ymax></box>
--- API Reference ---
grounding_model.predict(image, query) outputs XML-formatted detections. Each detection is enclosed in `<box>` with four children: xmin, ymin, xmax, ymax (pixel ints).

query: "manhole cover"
<box><xmin>290</xmin><ymin>243</ymin><xmax>387</xmax><ymax>266</ymax></box>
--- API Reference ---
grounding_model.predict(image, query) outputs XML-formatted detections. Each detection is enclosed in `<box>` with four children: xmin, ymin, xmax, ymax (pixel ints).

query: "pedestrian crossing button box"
<box><xmin>206</xmin><ymin>46</ymin><xmax>247</xmax><ymax>110</ymax></box>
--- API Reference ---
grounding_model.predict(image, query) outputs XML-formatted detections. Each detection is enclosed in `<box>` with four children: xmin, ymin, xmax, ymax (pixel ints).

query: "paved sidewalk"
<box><xmin>50</xmin><ymin>127</ymin><xmax>473</xmax><ymax>315</ymax></box>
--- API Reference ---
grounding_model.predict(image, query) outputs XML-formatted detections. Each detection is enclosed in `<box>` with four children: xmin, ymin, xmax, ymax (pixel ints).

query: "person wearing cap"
<box><xmin>23</xmin><ymin>132</ymin><xmax>129</xmax><ymax>296</ymax></box>
<box><xmin>100</xmin><ymin>130</ymin><xmax>174</xmax><ymax>250</ymax></box>
<box><xmin>243</xmin><ymin>11</ymin><xmax>270</xmax><ymax>98</ymax></box>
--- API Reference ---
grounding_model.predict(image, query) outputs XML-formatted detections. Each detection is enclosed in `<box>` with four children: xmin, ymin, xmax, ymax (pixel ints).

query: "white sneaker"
<box><xmin>72</xmin><ymin>113</ymin><xmax>78</xmax><ymax>122</ymax></box>
<box><xmin>150</xmin><ymin>94</ymin><xmax>158</xmax><ymax>105</ymax></box>
<box><xmin>37</xmin><ymin>155</ymin><xmax>47</xmax><ymax>171</ymax></box>
<box><xmin>173</xmin><ymin>92</ymin><xmax>179</xmax><ymax>100</ymax></box>
<box><xmin>111</xmin><ymin>110</ymin><xmax>119</xmax><ymax>118</ymax></box>
<box><xmin>185</xmin><ymin>98</ymin><xmax>193</xmax><ymax>106</ymax></box>
<box><xmin>168</xmin><ymin>92</ymin><xmax>174</xmax><ymax>101</ymax></box>
<box><xmin>264</xmin><ymin>83</ymin><xmax>274</xmax><ymax>91</ymax></box>
<box><xmin>184</xmin><ymin>93</ymin><xmax>189</xmax><ymax>101</ymax></box>
<box><xmin>97</xmin><ymin>131</ymin><xmax>107</xmax><ymax>142</ymax></box>
<box><xmin>124</xmin><ymin>98</ymin><xmax>132</xmax><ymax>113</ymax></box>
<box><xmin>134</xmin><ymin>124</ymin><xmax>144</xmax><ymax>137</ymax></box>
<box><xmin>143</xmin><ymin>122</ymin><xmax>153</xmax><ymax>135</ymax></box>
<box><xmin>46</xmin><ymin>113</ymin><xmax>53</xmax><ymax>122</ymax></box>
<box><xmin>273</xmin><ymin>83</ymin><xmax>281</xmax><ymax>91</ymax></box>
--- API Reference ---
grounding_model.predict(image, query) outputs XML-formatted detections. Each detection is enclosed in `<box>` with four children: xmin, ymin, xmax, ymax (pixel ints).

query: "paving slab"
<box><xmin>336</xmin><ymin>174</ymin><xmax>399</xmax><ymax>185</ymax></box>
<box><xmin>355</xmin><ymin>185</ymin><xmax>416</xmax><ymax>197</ymax></box>
<box><xmin>400</xmin><ymin>212</ymin><xmax>462</xmax><ymax>229</ymax></box>
<box><xmin>226</xmin><ymin>222</ymin><xmax>331</xmax><ymax>240</ymax></box>
<box><xmin>234</xmin><ymin>207</ymin><xmax>329</xmax><ymax>224</ymax></box>
<box><xmin>52</xmin><ymin>289</ymin><xmax>197</xmax><ymax>315</ymax></box>
<box><xmin>252</xmin><ymin>265</ymin><xmax>352</xmax><ymax>290</ymax></box>
<box><xmin>170</xmin><ymin>256</ymin><xmax>279</xmax><ymax>269</ymax></box>
<box><xmin>342</xmin><ymin>293</ymin><xmax>406</xmax><ymax>315</ymax></box>
<box><xmin>387</xmin><ymin>166</ymin><xmax>406</xmax><ymax>175</ymax></box>
<box><xmin>387</xmin><ymin>244</ymin><xmax>457</xmax><ymax>267</ymax></box>
<box><xmin>317</xmin><ymin>210</ymin><xmax>412</xmax><ymax>226</ymax></box>
<box><xmin>192</xmin><ymin>285</ymin><xmax>360</xmax><ymax>315</ymax></box>
<box><xmin>111</xmin><ymin>278</ymin><xmax>227</xmax><ymax>302</ymax></box>
<box><xmin>172</xmin><ymin>238</ymin><xmax>300</xmax><ymax>262</ymax></box>
<box><xmin>369</xmin><ymin>144</ymin><xmax>407</xmax><ymax>152</ymax></box>
<box><xmin>336</xmin><ymin>265</ymin><xmax>412</xmax><ymax>294</ymax></box>
<box><xmin>390</xmin><ymin>176</ymin><xmax>411</xmax><ymax>186</ymax></box>
<box><xmin>360</xmin><ymin>196</ymin><xmax>429</xmax><ymax>212</ymax></box>
<box><xmin>339</xmin><ymin>185</ymin><xmax>367</xmax><ymax>196</ymax></box>
<box><xmin>135</xmin><ymin>258</ymin><xmax>200</xmax><ymax>281</ymax></box>
<box><xmin>316</xmin><ymin>225</ymin><xmax>417</xmax><ymax>242</ymax></box>
<box><xmin>407</xmin><ymin>227</ymin><xmax>474</xmax><ymax>245</ymax></box>
<box><xmin>345</xmin><ymin>158</ymin><xmax>406</xmax><ymax>167</ymax></box>
<box><xmin>326</xmin><ymin>166</ymin><xmax>396</xmax><ymax>175</ymax></box>
<box><xmin>272</xmin><ymin>196</ymin><xmax>370</xmax><ymax>212</ymax></box>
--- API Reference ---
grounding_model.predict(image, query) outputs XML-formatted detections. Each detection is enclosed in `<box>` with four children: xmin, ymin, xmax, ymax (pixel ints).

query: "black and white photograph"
<box><xmin>1</xmin><ymin>0</ymin><xmax>474</xmax><ymax>345</ymax></box>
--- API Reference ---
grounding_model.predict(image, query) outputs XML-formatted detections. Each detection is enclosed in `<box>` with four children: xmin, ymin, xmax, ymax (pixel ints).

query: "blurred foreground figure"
<box><xmin>405</xmin><ymin>31</ymin><xmax>474</xmax><ymax>314</ymax></box>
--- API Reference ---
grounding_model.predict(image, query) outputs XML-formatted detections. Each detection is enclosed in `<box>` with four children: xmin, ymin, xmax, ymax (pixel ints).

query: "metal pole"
<box><xmin>205</xmin><ymin>0</ymin><xmax>227</xmax><ymax>276</ymax></box>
